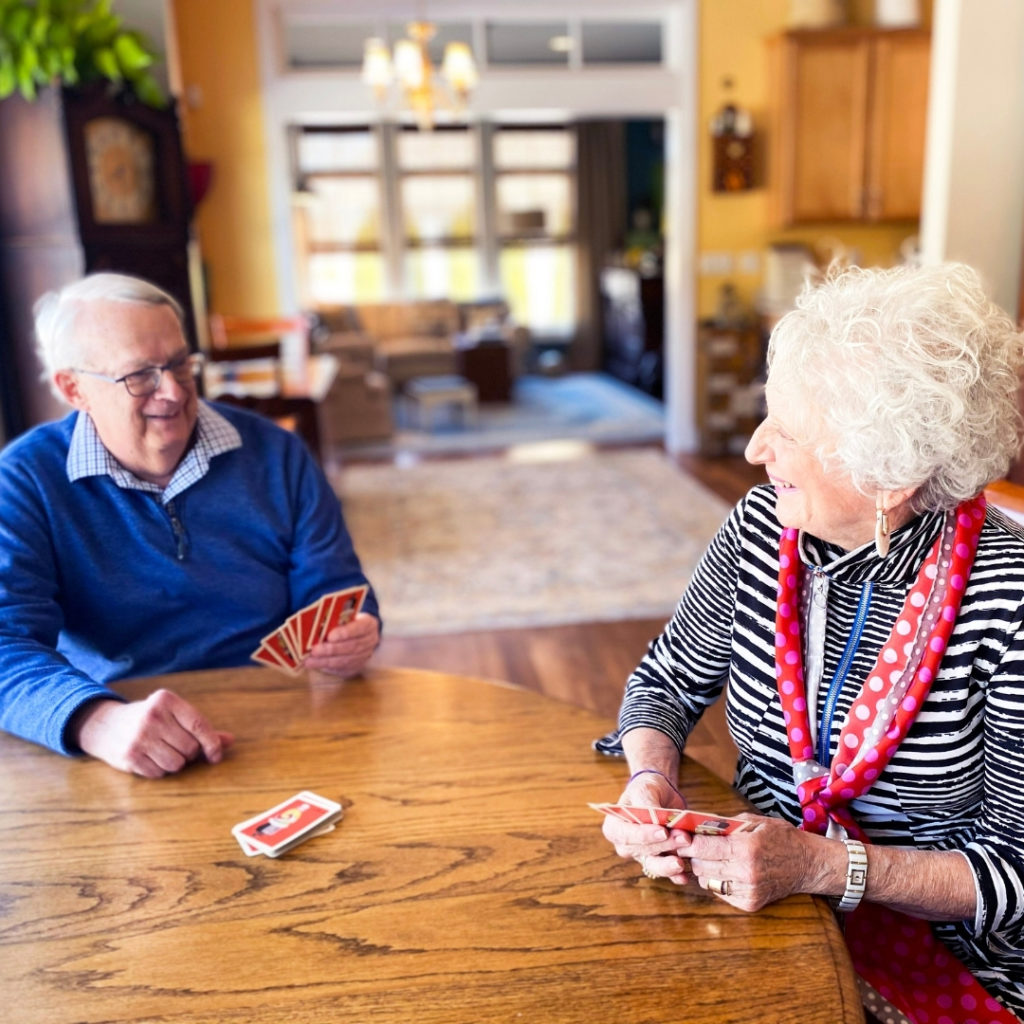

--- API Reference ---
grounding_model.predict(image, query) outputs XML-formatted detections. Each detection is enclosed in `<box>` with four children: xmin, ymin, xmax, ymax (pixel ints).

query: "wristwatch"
<box><xmin>834</xmin><ymin>838</ymin><xmax>868</xmax><ymax>913</ymax></box>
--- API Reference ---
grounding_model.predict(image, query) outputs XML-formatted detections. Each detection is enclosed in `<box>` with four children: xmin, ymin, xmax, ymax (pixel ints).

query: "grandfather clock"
<box><xmin>61</xmin><ymin>85</ymin><xmax>201</xmax><ymax>351</ymax></box>
<box><xmin>0</xmin><ymin>85</ymin><xmax>202</xmax><ymax>437</ymax></box>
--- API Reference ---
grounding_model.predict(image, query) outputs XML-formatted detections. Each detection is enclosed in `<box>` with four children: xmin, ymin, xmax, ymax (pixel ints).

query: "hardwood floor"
<box><xmin>372</xmin><ymin>445</ymin><xmax>766</xmax><ymax>784</ymax></box>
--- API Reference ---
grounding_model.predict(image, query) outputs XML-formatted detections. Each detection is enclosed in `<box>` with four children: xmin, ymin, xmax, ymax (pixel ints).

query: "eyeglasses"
<box><xmin>74</xmin><ymin>352</ymin><xmax>205</xmax><ymax>397</ymax></box>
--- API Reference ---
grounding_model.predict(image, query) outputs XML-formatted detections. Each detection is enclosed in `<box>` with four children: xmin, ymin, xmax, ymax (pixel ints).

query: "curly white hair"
<box><xmin>767</xmin><ymin>262</ymin><xmax>1024</xmax><ymax>512</ymax></box>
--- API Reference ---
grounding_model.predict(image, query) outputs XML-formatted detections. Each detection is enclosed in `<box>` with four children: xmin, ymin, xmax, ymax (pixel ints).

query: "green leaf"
<box><xmin>91</xmin><ymin>44</ymin><xmax>119</xmax><ymax>81</ymax></box>
<box><xmin>130</xmin><ymin>70</ymin><xmax>164</xmax><ymax>109</ymax></box>
<box><xmin>82</xmin><ymin>11</ymin><xmax>119</xmax><ymax>48</ymax></box>
<box><xmin>113</xmin><ymin>32</ymin><xmax>151</xmax><ymax>73</ymax></box>
<box><xmin>31</xmin><ymin>11</ymin><xmax>51</xmax><ymax>43</ymax></box>
<box><xmin>16</xmin><ymin>67</ymin><xmax>36</xmax><ymax>101</ymax></box>
<box><xmin>40</xmin><ymin>47</ymin><xmax>61</xmax><ymax>78</ymax></box>
<box><xmin>17</xmin><ymin>39</ymin><xmax>38</xmax><ymax>77</ymax></box>
<box><xmin>0</xmin><ymin>61</ymin><xmax>16</xmax><ymax>98</ymax></box>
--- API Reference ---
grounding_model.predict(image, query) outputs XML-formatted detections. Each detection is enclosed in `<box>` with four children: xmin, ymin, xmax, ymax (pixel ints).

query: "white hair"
<box><xmin>768</xmin><ymin>262</ymin><xmax>1024</xmax><ymax>512</ymax></box>
<box><xmin>34</xmin><ymin>273</ymin><xmax>184</xmax><ymax>400</ymax></box>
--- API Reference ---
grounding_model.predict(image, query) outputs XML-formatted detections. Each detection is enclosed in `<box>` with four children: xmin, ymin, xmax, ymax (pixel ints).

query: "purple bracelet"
<box><xmin>627</xmin><ymin>768</ymin><xmax>687</xmax><ymax>804</ymax></box>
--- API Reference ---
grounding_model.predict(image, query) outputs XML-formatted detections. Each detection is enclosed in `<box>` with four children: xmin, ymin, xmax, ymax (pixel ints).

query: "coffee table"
<box><xmin>405</xmin><ymin>374</ymin><xmax>478</xmax><ymax>430</ymax></box>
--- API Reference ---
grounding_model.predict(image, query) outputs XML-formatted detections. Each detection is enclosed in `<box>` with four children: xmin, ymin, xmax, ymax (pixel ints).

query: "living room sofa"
<box><xmin>315</xmin><ymin>299</ymin><xmax>530</xmax><ymax>394</ymax></box>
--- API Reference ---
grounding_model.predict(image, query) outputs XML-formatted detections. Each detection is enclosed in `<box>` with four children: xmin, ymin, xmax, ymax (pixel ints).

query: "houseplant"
<box><xmin>0</xmin><ymin>0</ymin><xmax>163</xmax><ymax>106</ymax></box>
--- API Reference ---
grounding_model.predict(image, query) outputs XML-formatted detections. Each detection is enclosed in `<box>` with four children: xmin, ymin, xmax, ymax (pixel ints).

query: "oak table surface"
<box><xmin>0</xmin><ymin>666</ymin><xmax>863</xmax><ymax>1024</ymax></box>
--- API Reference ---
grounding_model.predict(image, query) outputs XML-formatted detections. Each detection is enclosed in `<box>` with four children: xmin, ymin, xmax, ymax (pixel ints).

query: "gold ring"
<box><xmin>641</xmin><ymin>857</ymin><xmax>658</xmax><ymax>879</ymax></box>
<box><xmin>707</xmin><ymin>878</ymin><xmax>733</xmax><ymax>896</ymax></box>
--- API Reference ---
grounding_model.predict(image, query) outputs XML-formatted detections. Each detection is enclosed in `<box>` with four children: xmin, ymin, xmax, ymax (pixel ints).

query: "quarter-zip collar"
<box><xmin>796</xmin><ymin>507</ymin><xmax>947</xmax><ymax>585</ymax></box>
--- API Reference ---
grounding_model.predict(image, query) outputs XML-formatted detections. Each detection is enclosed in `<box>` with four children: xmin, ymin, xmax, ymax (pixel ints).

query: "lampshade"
<box><xmin>442</xmin><ymin>41</ymin><xmax>477</xmax><ymax>97</ymax></box>
<box><xmin>394</xmin><ymin>37</ymin><xmax>426</xmax><ymax>90</ymax></box>
<box><xmin>362</xmin><ymin>37</ymin><xmax>392</xmax><ymax>93</ymax></box>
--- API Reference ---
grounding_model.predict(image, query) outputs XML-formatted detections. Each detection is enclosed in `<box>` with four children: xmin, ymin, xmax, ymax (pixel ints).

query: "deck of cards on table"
<box><xmin>232</xmin><ymin>791</ymin><xmax>344</xmax><ymax>858</ymax></box>
<box><xmin>589</xmin><ymin>803</ymin><xmax>757</xmax><ymax>836</ymax></box>
<box><xmin>251</xmin><ymin>584</ymin><xmax>368</xmax><ymax>676</ymax></box>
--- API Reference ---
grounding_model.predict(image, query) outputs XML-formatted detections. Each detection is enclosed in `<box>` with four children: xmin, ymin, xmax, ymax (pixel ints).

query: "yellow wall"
<box><xmin>171</xmin><ymin>0</ymin><xmax>278</xmax><ymax>315</ymax></box>
<box><xmin>697</xmin><ymin>0</ymin><xmax>932</xmax><ymax>318</ymax></box>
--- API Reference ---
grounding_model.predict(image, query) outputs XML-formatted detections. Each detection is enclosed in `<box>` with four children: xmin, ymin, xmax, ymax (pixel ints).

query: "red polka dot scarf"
<box><xmin>775</xmin><ymin>495</ymin><xmax>1018</xmax><ymax>1024</ymax></box>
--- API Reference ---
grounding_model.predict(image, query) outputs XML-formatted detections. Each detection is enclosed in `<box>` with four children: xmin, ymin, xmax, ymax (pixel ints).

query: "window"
<box><xmin>290</xmin><ymin>123</ymin><xmax>577</xmax><ymax>335</ymax></box>
<box><xmin>292</xmin><ymin>128</ymin><xmax>385</xmax><ymax>305</ymax></box>
<box><xmin>581</xmin><ymin>21</ymin><xmax>662</xmax><ymax>64</ymax></box>
<box><xmin>397</xmin><ymin>129</ymin><xmax>479</xmax><ymax>301</ymax></box>
<box><xmin>494</xmin><ymin>127</ymin><xmax>576</xmax><ymax>337</ymax></box>
<box><xmin>486</xmin><ymin>22</ymin><xmax>570</xmax><ymax>66</ymax></box>
<box><xmin>282</xmin><ymin>15</ymin><xmax>663</xmax><ymax>70</ymax></box>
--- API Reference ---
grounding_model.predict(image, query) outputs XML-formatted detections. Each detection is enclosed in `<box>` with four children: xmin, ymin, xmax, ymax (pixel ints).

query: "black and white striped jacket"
<box><xmin>600</xmin><ymin>484</ymin><xmax>1024</xmax><ymax>1016</ymax></box>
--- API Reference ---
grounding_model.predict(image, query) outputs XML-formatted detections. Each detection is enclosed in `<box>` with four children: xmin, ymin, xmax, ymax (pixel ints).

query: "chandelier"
<box><xmin>362</xmin><ymin>22</ymin><xmax>477</xmax><ymax>130</ymax></box>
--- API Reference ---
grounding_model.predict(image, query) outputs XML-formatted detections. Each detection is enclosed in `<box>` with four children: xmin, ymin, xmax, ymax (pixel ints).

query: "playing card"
<box><xmin>235</xmin><ymin>821</ymin><xmax>337</xmax><ymax>858</ymax></box>
<box><xmin>250</xmin><ymin>584</ymin><xmax>370</xmax><ymax>674</ymax></box>
<box><xmin>258</xmin><ymin>627</ymin><xmax>301</xmax><ymax>675</ymax></box>
<box><xmin>284</xmin><ymin>599</ymin><xmax>321</xmax><ymax>658</ymax></box>
<box><xmin>250</xmin><ymin>641</ymin><xmax>291</xmax><ymax>672</ymax></box>
<box><xmin>232</xmin><ymin>791</ymin><xmax>343</xmax><ymax>857</ymax></box>
<box><xmin>597</xmin><ymin>803</ymin><xmax>650</xmax><ymax>825</ymax></box>
<box><xmin>314</xmin><ymin>584</ymin><xmax>368</xmax><ymax>645</ymax></box>
<box><xmin>588</xmin><ymin>803</ymin><xmax>757</xmax><ymax>835</ymax></box>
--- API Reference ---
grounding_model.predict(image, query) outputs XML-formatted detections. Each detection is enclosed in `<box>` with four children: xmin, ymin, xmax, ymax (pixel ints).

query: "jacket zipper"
<box><xmin>815</xmin><ymin>579</ymin><xmax>873</xmax><ymax>766</ymax></box>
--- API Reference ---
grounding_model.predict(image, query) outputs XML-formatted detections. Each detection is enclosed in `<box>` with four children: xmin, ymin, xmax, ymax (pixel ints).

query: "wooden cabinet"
<box><xmin>769</xmin><ymin>28</ymin><xmax>930</xmax><ymax>225</ymax></box>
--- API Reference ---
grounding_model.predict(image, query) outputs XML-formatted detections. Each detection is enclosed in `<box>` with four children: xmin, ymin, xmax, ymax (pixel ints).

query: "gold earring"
<box><xmin>875</xmin><ymin>504</ymin><xmax>890</xmax><ymax>558</ymax></box>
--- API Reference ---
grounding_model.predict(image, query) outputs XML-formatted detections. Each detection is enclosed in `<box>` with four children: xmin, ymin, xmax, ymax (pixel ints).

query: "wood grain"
<box><xmin>0</xmin><ymin>666</ymin><xmax>862</xmax><ymax>1024</ymax></box>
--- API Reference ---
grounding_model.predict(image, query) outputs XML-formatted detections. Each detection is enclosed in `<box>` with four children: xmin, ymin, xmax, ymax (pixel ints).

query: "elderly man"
<box><xmin>0</xmin><ymin>273</ymin><xmax>380</xmax><ymax>777</ymax></box>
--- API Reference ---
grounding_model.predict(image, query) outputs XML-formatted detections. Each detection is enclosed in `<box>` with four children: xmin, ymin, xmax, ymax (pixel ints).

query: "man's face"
<box><xmin>56</xmin><ymin>300</ymin><xmax>199</xmax><ymax>487</ymax></box>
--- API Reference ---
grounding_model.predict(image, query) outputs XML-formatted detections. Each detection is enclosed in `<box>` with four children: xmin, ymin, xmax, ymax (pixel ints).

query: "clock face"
<box><xmin>84</xmin><ymin>117</ymin><xmax>158</xmax><ymax>225</ymax></box>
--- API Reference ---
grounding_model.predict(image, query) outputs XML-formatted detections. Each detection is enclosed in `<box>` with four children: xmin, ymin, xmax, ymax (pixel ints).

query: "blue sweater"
<box><xmin>0</xmin><ymin>403</ymin><xmax>378</xmax><ymax>755</ymax></box>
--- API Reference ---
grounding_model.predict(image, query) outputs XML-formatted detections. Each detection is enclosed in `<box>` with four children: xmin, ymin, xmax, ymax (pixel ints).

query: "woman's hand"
<box><xmin>601</xmin><ymin>769</ymin><xmax>693</xmax><ymax>885</ymax></box>
<box><xmin>680</xmin><ymin>813</ymin><xmax>844</xmax><ymax>911</ymax></box>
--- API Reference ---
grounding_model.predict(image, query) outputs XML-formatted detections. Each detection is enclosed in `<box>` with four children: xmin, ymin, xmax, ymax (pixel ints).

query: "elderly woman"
<box><xmin>598</xmin><ymin>262</ymin><xmax>1024</xmax><ymax>1023</ymax></box>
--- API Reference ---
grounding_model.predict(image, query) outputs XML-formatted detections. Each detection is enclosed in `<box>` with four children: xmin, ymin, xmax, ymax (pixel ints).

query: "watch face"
<box><xmin>84</xmin><ymin>116</ymin><xmax>158</xmax><ymax>225</ymax></box>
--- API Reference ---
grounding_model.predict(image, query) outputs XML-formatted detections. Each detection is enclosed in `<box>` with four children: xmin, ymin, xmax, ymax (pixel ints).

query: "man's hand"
<box><xmin>70</xmin><ymin>690</ymin><xmax>234</xmax><ymax>778</ymax></box>
<box><xmin>304</xmin><ymin>611</ymin><xmax>380</xmax><ymax>678</ymax></box>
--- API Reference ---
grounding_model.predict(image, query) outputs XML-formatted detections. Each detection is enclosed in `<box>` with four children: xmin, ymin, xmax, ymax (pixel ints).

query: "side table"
<box><xmin>455</xmin><ymin>335</ymin><xmax>513</xmax><ymax>402</ymax></box>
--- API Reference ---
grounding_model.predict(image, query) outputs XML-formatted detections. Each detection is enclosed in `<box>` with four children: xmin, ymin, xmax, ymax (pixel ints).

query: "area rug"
<box><xmin>335</xmin><ymin>447</ymin><xmax>733</xmax><ymax>636</ymax></box>
<box><xmin>336</xmin><ymin>372</ymin><xmax>665</xmax><ymax>459</ymax></box>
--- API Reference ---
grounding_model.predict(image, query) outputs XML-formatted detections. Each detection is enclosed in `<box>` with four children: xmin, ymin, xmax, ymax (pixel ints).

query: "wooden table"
<box><xmin>0</xmin><ymin>667</ymin><xmax>863</xmax><ymax>1024</ymax></box>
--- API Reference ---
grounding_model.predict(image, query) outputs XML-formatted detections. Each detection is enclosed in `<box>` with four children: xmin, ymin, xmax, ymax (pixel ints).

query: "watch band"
<box><xmin>835</xmin><ymin>838</ymin><xmax>868</xmax><ymax>913</ymax></box>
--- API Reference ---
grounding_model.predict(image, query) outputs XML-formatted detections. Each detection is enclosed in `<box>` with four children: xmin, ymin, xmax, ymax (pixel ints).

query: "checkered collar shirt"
<box><xmin>66</xmin><ymin>401</ymin><xmax>243</xmax><ymax>503</ymax></box>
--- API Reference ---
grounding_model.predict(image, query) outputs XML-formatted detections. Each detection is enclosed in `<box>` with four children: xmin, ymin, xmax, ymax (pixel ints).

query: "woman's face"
<box><xmin>745</xmin><ymin>373</ymin><xmax>878</xmax><ymax>551</ymax></box>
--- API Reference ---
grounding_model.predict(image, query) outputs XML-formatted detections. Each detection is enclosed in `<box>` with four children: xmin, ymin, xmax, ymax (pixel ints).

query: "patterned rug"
<box><xmin>336</xmin><ymin>372</ymin><xmax>665</xmax><ymax>459</ymax></box>
<box><xmin>335</xmin><ymin>447</ymin><xmax>733</xmax><ymax>637</ymax></box>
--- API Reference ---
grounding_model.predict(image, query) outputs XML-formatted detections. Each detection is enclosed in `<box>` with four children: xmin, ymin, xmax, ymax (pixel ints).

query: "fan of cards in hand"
<box><xmin>232</xmin><ymin>791</ymin><xmax>344</xmax><ymax>858</ymax></box>
<box><xmin>250</xmin><ymin>584</ymin><xmax>368</xmax><ymax>676</ymax></box>
<box><xmin>589</xmin><ymin>802</ymin><xmax>757</xmax><ymax>835</ymax></box>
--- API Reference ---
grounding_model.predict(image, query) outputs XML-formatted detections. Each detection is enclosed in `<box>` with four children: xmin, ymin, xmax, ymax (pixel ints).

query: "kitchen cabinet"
<box><xmin>768</xmin><ymin>28</ymin><xmax>931</xmax><ymax>225</ymax></box>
